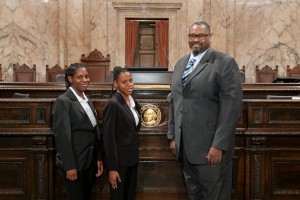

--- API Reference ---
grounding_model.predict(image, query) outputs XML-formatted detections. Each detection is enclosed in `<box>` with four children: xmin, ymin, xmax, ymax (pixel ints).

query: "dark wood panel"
<box><xmin>0</xmin><ymin>101</ymin><xmax>52</xmax><ymax>130</ymax></box>
<box><xmin>0</xmin><ymin>151</ymin><xmax>34</xmax><ymax>199</ymax></box>
<box><xmin>137</xmin><ymin>161</ymin><xmax>185</xmax><ymax>193</ymax></box>
<box><xmin>246</xmin><ymin>100</ymin><xmax>300</xmax><ymax>130</ymax></box>
<box><xmin>272</xmin><ymin>158</ymin><xmax>300</xmax><ymax>190</ymax></box>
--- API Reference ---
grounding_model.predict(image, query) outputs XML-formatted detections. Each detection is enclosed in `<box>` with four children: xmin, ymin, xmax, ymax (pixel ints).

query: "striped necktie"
<box><xmin>182</xmin><ymin>58</ymin><xmax>197</xmax><ymax>86</ymax></box>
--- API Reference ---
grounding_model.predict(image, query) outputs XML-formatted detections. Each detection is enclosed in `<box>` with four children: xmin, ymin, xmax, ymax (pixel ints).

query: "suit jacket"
<box><xmin>103</xmin><ymin>92</ymin><xmax>141</xmax><ymax>171</ymax></box>
<box><xmin>52</xmin><ymin>88</ymin><xmax>102</xmax><ymax>171</ymax></box>
<box><xmin>167</xmin><ymin>48</ymin><xmax>242</xmax><ymax>164</ymax></box>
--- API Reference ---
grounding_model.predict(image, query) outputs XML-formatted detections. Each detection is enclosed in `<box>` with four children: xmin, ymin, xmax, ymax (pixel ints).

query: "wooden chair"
<box><xmin>286</xmin><ymin>65</ymin><xmax>300</xmax><ymax>78</ymax></box>
<box><xmin>80</xmin><ymin>49</ymin><xmax>110</xmax><ymax>82</ymax></box>
<box><xmin>240</xmin><ymin>66</ymin><xmax>245</xmax><ymax>83</ymax></box>
<box><xmin>0</xmin><ymin>64</ymin><xmax>3</xmax><ymax>81</ymax></box>
<box><xmin>256</xmin><ymin>65</ymin><xmax>278</xmax><ymax>83</ymax></box>
<box><xmin>46</xmin><ymin>64</ymin><xmax>66</xmax><ymax>82</ymax></box>
<box><xmin>13</xmin><ymin>64</ymin><xmax>36</xmax><ymax>82</ymax></box>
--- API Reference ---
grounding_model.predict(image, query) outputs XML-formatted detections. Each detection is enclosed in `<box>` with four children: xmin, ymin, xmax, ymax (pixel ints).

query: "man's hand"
<box><xmin>205</xmin><ymin>146</ymin><xmax>223</xmax><ymax>165</ymax></box>
<box><xmin>169</xmin><ymin>139</ymin><xmax>176</xmax><ymax>156</ymax></box>
<box><xmin>109</xmin><ymin>171</ymin><xmax>121</xmax><ymax>189</ymax></box>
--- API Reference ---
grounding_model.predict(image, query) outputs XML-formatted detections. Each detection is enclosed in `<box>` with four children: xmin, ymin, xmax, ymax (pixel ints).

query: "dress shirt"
<box><xmin>188</xmin><ymin>49</ymin><xmax>208</xmax><ymax>71</ymax></box>
<box><xmin>70</xmin><ymin>87</ymin><xmax>97</xmax><ymax>127</ymax></box>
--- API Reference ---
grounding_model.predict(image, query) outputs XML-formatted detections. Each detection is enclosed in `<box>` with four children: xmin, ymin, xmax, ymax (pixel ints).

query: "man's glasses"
<box><xmin>188</xmin><ymin>34</ymin><xmax>210</xmax><ymax>40</ymax></box>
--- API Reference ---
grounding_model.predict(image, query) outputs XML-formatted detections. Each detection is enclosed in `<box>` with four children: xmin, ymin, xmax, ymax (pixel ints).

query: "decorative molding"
<box><xmin>0</xmin><ymin>130</ymin><xmax>53</xmax><ymax>136</ymax></box>
<box><xmin>138</xmin><ymin>130</ymin><xmax>168</xmax><ymax>135</ymax></box>
<box><xmin>253</xmin><ymin>153</ymin><xmax>263</xmax><ymax>198</ymax></box>
<box><xmin>112</xmin><ymin>2</ymin><xmax>182</xmax><ymax>10</ymax></box>
<box><xmin>36</xmin><ymin>154</ymin><xmax>46</xmax><ymax>199</ymax></box>
<box><xmin>32</xmin><ymin>136</ymin><xmax>47</xmax><ymax>148</ymax></box>
<box><xmin>81</xmin><ymin>49</ymin><xmax>110</xmax><ymax>61</ymax></box>
<box><xmin>252</xmin><ymin>136</ymin><xmax>266</xmax><ymax>148</ymax></box>
<box><xmin>245</xmin><ymin>131</ymin><xmax>300</xmax><ymax>136</ymax></box>
<box><xmin>136</xmin><ymin>187</ymin><xmax>186</xmax><ymax>193</ymax></box>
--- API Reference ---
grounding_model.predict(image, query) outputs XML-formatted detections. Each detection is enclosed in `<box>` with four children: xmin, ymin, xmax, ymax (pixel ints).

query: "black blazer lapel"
<box><xmin>66</xmin><ymin>88</ymin><xmax>87</xmax><ymax>116</ymax></box>
<box><xmin>115</xmin><ymin>92</ymin><xmax>137</xmax><ymax>129</ymax></box>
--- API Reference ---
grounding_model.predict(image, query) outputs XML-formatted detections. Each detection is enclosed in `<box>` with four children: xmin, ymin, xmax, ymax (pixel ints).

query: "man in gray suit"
<box><xmin>167</xmin><ymin>21</ymin><xmax>242</xmax><ymax>200</ymax></box>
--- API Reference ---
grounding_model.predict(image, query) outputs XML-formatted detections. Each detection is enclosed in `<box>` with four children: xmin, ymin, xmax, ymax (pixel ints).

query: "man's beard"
<box><xmin>192</xmin><ymin>50</ymin><xmax>200</xmax><ymax>57</ymax></box>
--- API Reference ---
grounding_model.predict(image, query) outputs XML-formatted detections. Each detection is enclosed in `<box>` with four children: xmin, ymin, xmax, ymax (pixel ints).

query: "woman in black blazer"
<box><xmin>52</xmin><ymin>63</ymin><xmax>103</xmax><ymax>200</ymax></box>
<box><xmin>103</xmin><ymin>66</ymin><xmax>141</xmax><ymax>200</ymax></box>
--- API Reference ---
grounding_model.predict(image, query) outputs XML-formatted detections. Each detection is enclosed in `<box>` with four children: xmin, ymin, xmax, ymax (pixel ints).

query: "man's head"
<box><xmin>188</xmin><ymin>21</ymin><xmax>211</xmax><ymax>56</ymax></box>
<box><xmin>143</xmin><ymin>108</ymin><xmax>157</xmax><ymax>123</ymax></box>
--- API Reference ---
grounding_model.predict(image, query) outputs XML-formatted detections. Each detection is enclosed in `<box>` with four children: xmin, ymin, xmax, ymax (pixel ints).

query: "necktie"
<box><xmin>182</xmin><ymin>58</ymin><xmax>197</xmax><ymax>86</ymax></box>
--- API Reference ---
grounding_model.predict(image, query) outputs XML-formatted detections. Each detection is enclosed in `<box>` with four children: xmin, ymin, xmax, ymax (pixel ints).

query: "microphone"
<box><xmin>125</xmin><ymin>44</ymin><xmax>142</xmax><ymax>67</ymax></box>
<box><xmin>155</xmin><ymin>43</ymin><xmax>174</xmax><ymax>71</ymax></box>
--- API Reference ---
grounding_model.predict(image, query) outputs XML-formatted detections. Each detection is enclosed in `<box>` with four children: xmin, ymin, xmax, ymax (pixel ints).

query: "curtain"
<box><xmin>155</xmin><ymin>20</ymin><xmax>169</xmax><ymax>67</ymax></box>
<box><xmin>125</xmin><ymin>19</ymin><xmax>139</xmax><ymax>67</ymax></box>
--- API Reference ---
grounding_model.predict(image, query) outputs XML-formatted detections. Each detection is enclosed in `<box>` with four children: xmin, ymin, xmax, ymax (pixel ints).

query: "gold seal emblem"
<box><xmin>141</xmin><ymin>104</ymin><xmax>161</xmax><ymax>127</ymax></box>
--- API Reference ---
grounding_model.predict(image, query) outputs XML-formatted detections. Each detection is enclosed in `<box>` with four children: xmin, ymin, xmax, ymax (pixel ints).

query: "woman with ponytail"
<box><xmin>52</xmin><ymin>63</ymin><xmax>103</xmax><ymax>200</ymax></box>
<box><xmin>103</xmin><ymin>66</ymin><xmax>141</xmax><ymax>200</ymax></box>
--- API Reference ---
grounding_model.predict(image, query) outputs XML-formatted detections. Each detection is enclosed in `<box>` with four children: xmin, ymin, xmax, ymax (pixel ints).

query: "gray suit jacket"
<box><xmin>52</xmin><ymin>88</ymin><xmax>102</xmax><ymax>171</ymax></box>
<box><xmin>167</xmin><ymin>48</ymin><xmax>242</xmax><ymax>164</ymax></box>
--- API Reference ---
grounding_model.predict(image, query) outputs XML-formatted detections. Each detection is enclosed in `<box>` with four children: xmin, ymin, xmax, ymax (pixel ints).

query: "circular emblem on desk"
<box><xmin>141</xmin><ymin>104</ymin><xmax>161</xmax><ymax>127</ymax></box>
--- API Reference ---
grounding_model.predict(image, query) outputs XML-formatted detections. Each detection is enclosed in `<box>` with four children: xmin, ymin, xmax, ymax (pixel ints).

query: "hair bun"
<box><xmin>113</xmin><ymin>66</ymin><xmax>122</xmax><ymax>72</ymax></box>
<box><xmin>113</xmin><ymin>66</ymin><xmax>129</xmax><ymax>80</ymax></box>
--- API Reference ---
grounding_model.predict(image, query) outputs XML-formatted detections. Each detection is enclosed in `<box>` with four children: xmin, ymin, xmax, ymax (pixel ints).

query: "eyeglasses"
<box><xmin>188</xmin><ymin>34</ymin><xmax>210</xmax><ymax>40</ymax></box>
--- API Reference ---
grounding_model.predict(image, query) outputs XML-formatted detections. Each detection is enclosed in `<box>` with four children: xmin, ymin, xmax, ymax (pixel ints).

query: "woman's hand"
<box><xmin>96</xmin><ymin>160</ymin><xmax>104</xmax><ymax>177</ymax></box>
<box><xmin>66</xmin><ymin>169</ymin><xmax>77</xmax><ymax>181</ymax></box>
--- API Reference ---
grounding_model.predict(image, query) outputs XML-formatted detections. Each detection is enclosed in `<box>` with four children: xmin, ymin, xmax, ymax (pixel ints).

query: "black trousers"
<box><xmin>58</xmin><ymin>162</ymin><xmax>97</xmax><ymax>200</ymax></box>
<box><xmin>109</xmin><ymin>164</ymin><xmax>138</xmax><ymax>200</ymax></box>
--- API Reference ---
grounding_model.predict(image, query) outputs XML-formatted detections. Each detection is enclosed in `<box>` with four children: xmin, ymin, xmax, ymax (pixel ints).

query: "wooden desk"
<box><xmin>1</xmin><ymin>82</ymin><xmax>300</xmax><ymax>99</ymax></box>
<box><xmin>1</xmin><ymin>84</ymin><xmax>300</xmax><ymax>200</ymax></box>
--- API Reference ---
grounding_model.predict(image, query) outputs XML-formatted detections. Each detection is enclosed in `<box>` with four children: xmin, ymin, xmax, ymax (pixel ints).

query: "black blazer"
<box><xmin>52</xmin><ymin>88</ymin><xmax>102</xmax><ymax>171</ymax></box>
<box><xmin>103</xmin><ymin>92</ymin><xmax>141</xmax><ymax>171</ymax></box>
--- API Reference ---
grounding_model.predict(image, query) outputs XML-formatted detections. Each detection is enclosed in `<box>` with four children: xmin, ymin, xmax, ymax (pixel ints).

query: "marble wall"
<box><xmin>0</xmin><ymin>0</ymin><xmax>299</xmax><ymax>82</ymax></box>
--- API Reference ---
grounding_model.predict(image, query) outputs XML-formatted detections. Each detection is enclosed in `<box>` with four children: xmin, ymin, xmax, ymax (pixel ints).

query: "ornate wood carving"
<box><xmin>46</xmin><ymin>64</ymin><xmax>66</xmax><ymax>82</ymax></box>
<box><xmin>37</xmin><ymin>154</ymin><xmax>46</xmax><ymax>199</ymax></box>
<box><xmin>287</xmin><ymin>64</ymin><xmax>300</xmax><ymax>78</ymax></box>
<box><xmin>13</xmin><ymin>64</ymin><xmax>36</xmax><ymax>82</ymax></box>
<box><xmin>256</xmin><ymin>65</ymin><xmax>278</xmax><ymax>83</ymax></box>
<box><xmin>252</xmin><ymin>136</ymin><xmax>267</xmax><ymax>148</ymax></box>
<box><xmin>80</xmin><ymin>49</ymin><xmax>110</xmax><ymax>82</ymax></box>
<box><xmin>253</xmin><ymin>153</ymin><xmax>263</xmax><ymax>199</ymax></box>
